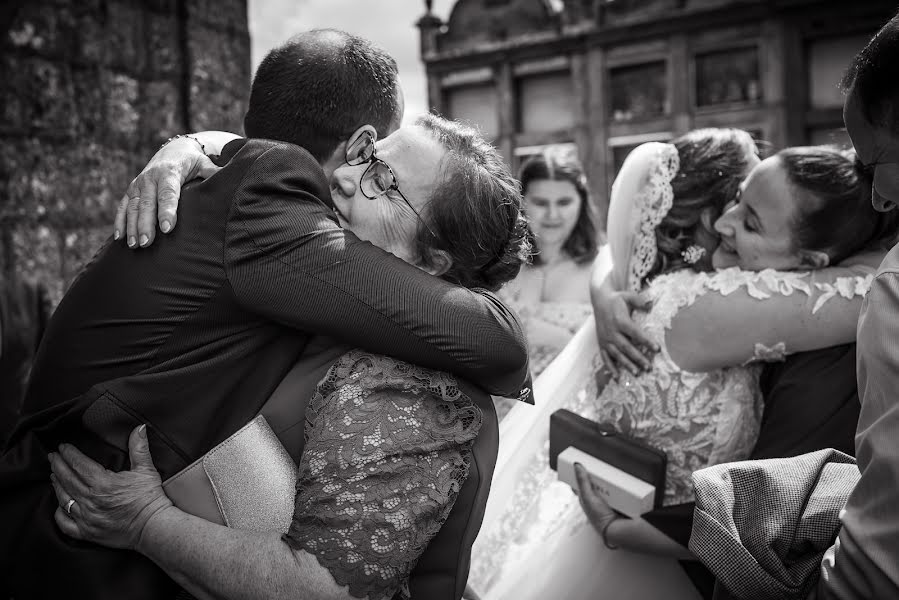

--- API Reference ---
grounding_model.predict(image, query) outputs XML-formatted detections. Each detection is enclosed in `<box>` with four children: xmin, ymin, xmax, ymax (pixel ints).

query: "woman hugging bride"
<box><xmin>468</xmin><ymin>128</ymin><xmax>896</xmax><ymax>600</ymax></box>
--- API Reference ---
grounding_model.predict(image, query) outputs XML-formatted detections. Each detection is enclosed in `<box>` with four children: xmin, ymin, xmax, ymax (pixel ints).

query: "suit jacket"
<box><xmin>0</xmin><ymin>138</ymin><xmax>527</xmax><ymax>599</ymax></box>
<box><xmin>0</xmin><ymin>277</ymin><xmax>50</xmax><ymax>448</ymax></box>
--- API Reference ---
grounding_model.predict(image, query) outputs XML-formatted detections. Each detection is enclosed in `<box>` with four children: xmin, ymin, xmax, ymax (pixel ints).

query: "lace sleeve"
<box><xmin>656</xmin><ymin>264</ymin><xmax>875</xmax><ymax>372</ymax></box>
<box><xmin>282</xmin><ymin>350</ymin><xmax>482</xmax><ymax>600</ymax></box>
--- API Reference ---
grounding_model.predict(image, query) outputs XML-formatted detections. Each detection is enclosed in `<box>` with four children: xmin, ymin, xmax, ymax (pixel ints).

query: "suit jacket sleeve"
<box><xmin>817</xmin><ymin>269</ymin><xmax>899</xmax><ymax>599</ymax></box>
<box><xmin>223</xmin><ymin>140</ymin><xmax>529</xmax><ymax>397</ymax></box>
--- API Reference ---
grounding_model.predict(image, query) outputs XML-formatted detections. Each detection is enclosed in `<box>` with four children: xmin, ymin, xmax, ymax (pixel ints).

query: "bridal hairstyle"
<box><xmin>244</xmin><ymin>29</ymin><xmax>400</xmax><ymax>162</ymax></box>
<box><xmin>649</xmin><ymin>128</ymin><xmax>758</xmax><ymax>278</ymax></box>
<box><xmin>781</xmin><ymin>147</ymin><xmax>899</xmax><ymax>263</ymax></box>
<box><xmin>414</xmin><ymin>114</ymin><xmax>530</xmax><ymax>292</ymax></box>
<box><xmin>841</xmin><ymin>11</ymin><xmax>899</xmax><ymax>132</ymax></box>
<box><xmin>518</xmin><ymin>147</ymin><xmax>599</xmax><ymax>266</ymax></box>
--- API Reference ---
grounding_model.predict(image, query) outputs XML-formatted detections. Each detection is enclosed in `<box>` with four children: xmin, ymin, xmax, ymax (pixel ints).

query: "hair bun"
<box><xmin>841</xmin><ymin>148</ymin><xmax>874</xmax><ymax>184</ymax></box>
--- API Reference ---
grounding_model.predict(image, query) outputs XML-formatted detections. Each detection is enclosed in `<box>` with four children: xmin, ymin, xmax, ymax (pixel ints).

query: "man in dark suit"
<box><xmin>0</xmin><ymin>30</ymin><xmax>529</xmax><ymax>599</ymax></box>
<box><xmin>0</xmin><ymin>276</ymin><xmax>50</xmax><ymax>448</ymax></box>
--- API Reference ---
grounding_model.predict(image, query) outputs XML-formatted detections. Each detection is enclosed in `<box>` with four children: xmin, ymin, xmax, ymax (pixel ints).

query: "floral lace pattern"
<box><xmin>749</xmin><ymin>342</ymin><xmax>787</xmax><ymax>364</ymax></box>
<box><xmin>586</xmin><ymin>269</ymin><xmax>764</xmax><ymax>504</ymax></box>
<box><xmin>284</xmin><ymin>350</ymin><xmax>482</xmax><ymax>600</ymax></box>
<box><xmin>628</xmin><ymin>144</ymin><xmax>680</xmax><ymax>292</ymax></box>
<box><xmin>813</xmin><ymin>274</ymin><xmax>874</xmax><ymax>314</ymax></box>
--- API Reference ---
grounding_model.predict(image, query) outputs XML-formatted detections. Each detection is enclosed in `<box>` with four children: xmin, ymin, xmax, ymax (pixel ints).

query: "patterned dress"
<box><xmin>283</xmin><ymin>350</ymin><xmax>482</xmax><ymax>600</ymax></box>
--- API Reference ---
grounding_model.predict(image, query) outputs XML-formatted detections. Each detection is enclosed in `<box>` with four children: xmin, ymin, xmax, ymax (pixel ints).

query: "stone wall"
<box><xmin>0</xmin><ymin>0</ymin><xmax>250</xmax><ymax>305</ymax></box>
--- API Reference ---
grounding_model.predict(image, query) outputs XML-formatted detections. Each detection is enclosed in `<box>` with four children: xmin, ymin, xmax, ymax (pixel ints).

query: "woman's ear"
<box><xmin>799</xmin><ymin>249</ymin><xmax>830</xmax><ymax>270</ymax></box>
<box><xmin>419</xmin><ymin>248</ymin><xmax>453</xmax><ymax>278</ymax></box>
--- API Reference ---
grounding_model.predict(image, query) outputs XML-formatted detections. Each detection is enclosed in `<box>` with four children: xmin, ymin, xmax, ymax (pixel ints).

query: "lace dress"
<box><xmin>282</xmin><ymin>350</ymin><xmax>482</xmax><ymax>600</ymax></box>
<box><xmin>468</xmin><ymin>265</ymin><xmax>873</xmax><ymax>600</ymax></box>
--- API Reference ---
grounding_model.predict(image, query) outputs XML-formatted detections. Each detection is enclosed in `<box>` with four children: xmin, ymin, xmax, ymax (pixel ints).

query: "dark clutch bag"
<box><xmin>549</xmin><ymin>408</ymin><xmax>667</xmax><ymax>509</ymax></box>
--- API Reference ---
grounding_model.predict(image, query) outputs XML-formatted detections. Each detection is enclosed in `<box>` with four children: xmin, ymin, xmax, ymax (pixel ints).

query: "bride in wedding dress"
<box><xmin>468</xmin><ymin>132</ymin><xmax>889</xmax><ymax>600</ymax></box>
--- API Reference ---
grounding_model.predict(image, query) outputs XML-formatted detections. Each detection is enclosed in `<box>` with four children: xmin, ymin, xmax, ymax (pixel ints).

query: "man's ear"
<box><xmin>419</xmin><ymin>248</ymin><xmax>453</xmax><ymax>278</ymax></box>
<box><xmin>321</xmin><ymin>124</ymin><xmax>378</xmax><ymax>179</ymax></box>
<box><xmin>799</xmin><ymin>249</ymin><xmax>830</xmax><ymax>270</ymax></box>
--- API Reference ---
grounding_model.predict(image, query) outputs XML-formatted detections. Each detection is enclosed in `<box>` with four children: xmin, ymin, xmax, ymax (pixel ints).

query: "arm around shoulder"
<box><xmin>225</xmin><ymin>142</ymin><xmax>529</xmax><ymax>396</ymax></box>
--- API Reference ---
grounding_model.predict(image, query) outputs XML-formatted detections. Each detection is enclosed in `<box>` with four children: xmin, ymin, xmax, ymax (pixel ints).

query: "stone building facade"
<box><xmin>1</xmin><ymin>0</ymin><xmax>251</xmax><ymax>304</ymax></box>
<box><xmin>417</xmin><ymin>0</ymin><xmax>897</xmax><ymax>228</ymax></box>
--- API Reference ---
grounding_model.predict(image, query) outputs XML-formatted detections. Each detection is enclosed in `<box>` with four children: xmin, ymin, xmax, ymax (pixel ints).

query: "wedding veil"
<box><xmin>606</xmin><ymin>142</ymin><xmax>680</xmax><ymax>292</ymax></box>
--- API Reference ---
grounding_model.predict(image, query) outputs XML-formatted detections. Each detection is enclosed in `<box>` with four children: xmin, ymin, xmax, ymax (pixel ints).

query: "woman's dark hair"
<box><xmin>244</xmin><ymin>29</ymin><xmax>400</xmax><ymax>162</ymax></box>
<box><xmin>781</xmin><ymin>146</ymin><xmax>899</xmax><ymax>263</ymax></box>
<box><xmin>842</xmin><ymin>12</ymin><xmax>899</xmax><ymax>132</ymax></box>
<box><xmin>413</xmin><ymin>114</ymin><xmax>531</xmax><ymax>292</ymax></box>
<box><xmin>518</xmin><ymin>147</ymin><xmax>599</xmax><ymax>266</ymax></box>
<box><xmin>648</xmin><ymin>128</ymin><xmax>758</xmax><ymax>280</ymax></box>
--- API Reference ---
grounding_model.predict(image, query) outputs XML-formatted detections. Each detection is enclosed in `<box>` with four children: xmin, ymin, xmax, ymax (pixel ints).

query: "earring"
<box><xmin>681</xmin><ymin>245</ymin><xmax>706</xmax><ymax>265</ymax></box>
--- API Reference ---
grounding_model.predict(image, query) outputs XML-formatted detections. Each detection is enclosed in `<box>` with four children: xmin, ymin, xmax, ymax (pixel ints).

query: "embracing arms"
<box><xmin>111</xmin><ymin>133</ymin><xmax>529</xmax><ymax>397</ymax></box>
<box><xmin>591</xmin><ymin>252</ymin><xmax>882</xmax><ymax>374</ymax></box>
<box><xmin>48</xmin><ymin>366</ymin><xmax>478</xmax><ymax>600</ymax></box>
<box><xmin>665</xmin><ymin>258</ymin><xmax>878</xmax><ymax>372</ymax></box>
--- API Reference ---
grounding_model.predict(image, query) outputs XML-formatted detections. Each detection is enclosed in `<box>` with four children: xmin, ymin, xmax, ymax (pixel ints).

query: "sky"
<box><xmin>248</xmin><ymin>0</ymin><xmax>458</xmax><ymax>126</ymax></box>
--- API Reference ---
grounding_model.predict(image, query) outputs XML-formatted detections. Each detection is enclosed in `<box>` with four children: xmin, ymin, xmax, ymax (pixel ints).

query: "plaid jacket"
<box><xmin>690</xmin><ymin>449</ymin><xmax>859</xmax><ymax>600</ymax></box>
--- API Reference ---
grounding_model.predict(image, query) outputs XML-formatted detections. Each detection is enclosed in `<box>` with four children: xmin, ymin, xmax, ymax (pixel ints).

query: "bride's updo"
<box><xmin>650</xmin><ymin>128</ymin><xmax>758</xmax><ymax>278</ymax></box>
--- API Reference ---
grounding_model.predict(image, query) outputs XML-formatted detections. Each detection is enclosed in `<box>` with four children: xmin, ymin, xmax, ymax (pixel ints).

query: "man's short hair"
<box><xmin>843</xmin><ymin>12</ymin><xmax>899</xmax><ymax>132</ymax></box>
<box><xmin>243</xmin><ymin>29</ymin><xmax>400</xmax><ymax>162</ymax></box>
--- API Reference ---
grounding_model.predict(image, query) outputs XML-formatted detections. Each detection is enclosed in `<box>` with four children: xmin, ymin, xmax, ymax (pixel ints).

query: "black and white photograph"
<box><xmin>2</xmin><ymin>0</ymin><xmax>899</xmax><ymax>598</ymax></box>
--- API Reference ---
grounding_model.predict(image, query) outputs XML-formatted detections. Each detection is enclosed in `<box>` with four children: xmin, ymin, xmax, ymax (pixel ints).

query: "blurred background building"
<box><xmin>418</xmin><ymin>0</ymin><xmax>898</xmax><ymax>227</ymax></box>
<box><xmin>0</xmin><ymin>0</ymin><xmax>250</xmax><ymax>304</ymax></box>
<box><xmin>3</xmin><ymin>0</ymin><xmax>898</xmax><ymax>302</ymax></box>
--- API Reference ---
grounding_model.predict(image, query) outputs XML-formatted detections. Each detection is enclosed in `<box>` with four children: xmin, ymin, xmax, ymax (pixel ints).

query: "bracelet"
<box><xmin>601</xmin><ymin>518</ymin><xmax>619</xmax><ymax>550</ymax></box>
<box><xmin>161</xmin><ymin>134</ymin><xmax>206</xmax><ymax>155</ymax></box>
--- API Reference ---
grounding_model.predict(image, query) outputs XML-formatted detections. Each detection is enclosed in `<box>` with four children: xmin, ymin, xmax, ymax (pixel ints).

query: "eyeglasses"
<box><xmin>345</xmin><ymin>131</ymin><xmax>437</xmax><ymax>238</ymax></box>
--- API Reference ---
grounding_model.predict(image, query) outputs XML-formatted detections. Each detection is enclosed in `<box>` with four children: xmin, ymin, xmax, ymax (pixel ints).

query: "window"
<box><xmin>517</xmin><ymin>71</ymin><xmax>574</xmax><ymax>133</ymax></box>
<box><xmin>695</xmin><ymin>47</ymin><xmax>761</xmax><ymax>108</ymax></box>
<box><xmin>609</xmin><ymin>62</ymin><xmax>668</xmax><ymax>122</ymax></box>
<box><xmin>445</xmin><ymin>84</ymin><xmax>499</xmax><ymax>139</ymax></box>
<box><xmin>808</xmin><ymin>35</ymin><xmax>870</xmax><ymax>109</ymax></box>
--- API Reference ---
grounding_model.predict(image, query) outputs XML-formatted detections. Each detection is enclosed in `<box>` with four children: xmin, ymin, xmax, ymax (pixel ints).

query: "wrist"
<box><xmin>135</xmin><ymin>502</ymin><xmax>176</xmax><ymax>556</ymax></box>
<box><xmin>601</xmin><ymin>514</ymin><xmax>623</xmax><ymax>550</ymax></box>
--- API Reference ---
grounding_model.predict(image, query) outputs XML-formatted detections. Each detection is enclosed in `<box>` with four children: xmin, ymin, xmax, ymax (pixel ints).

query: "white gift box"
<box><xmin>557</xmin><ymin>446</ymin><xmax>657</xmax><ymax>518</ymax></box>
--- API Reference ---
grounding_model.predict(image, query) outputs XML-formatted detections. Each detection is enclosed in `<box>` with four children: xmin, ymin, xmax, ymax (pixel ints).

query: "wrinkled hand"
<box><xmin>593</xmin><ymin>284</ymin><xmax>657</xmax><ymax>378</ymax></box>
<box><xmin>574</xmin><ymin>462</ymin><xmax>619</xmax><ymax>536</ymax></box>
<box><xmin>114</xmin><ymin>137</ymin><xmax>220</xmax><ymax>249</ymax></box>
<box><xmin>48</xmin><ymin>425</ymin><xmax>173</xmax><ymax>551</ymax></box>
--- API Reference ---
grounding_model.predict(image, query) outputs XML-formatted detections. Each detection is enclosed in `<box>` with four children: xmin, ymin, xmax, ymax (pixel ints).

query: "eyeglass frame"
<box><xmin>344</xmin><ymin>131</ymin><xmax>438</xmax><ymax>238</ymax></box>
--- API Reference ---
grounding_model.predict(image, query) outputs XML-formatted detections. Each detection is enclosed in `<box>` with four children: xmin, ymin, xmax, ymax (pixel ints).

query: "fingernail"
<box><xmin>161</xmin><ymin>220</ymin><xmax>171</xmax><ymax>233</ymax></box>
<box><xmin>114</xmin><ymin>229</ymin><xmax>120</xmax><ymax>241</ymax></box>
<box><xmin>128</xmin><ymin>236</ymin><xmax>136</xmax><ymax>248</ymax></box>
<box><xmin>139</xmin><ymin>424</ymin><xmax>147</xmax><ymax>438</ymax></box>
